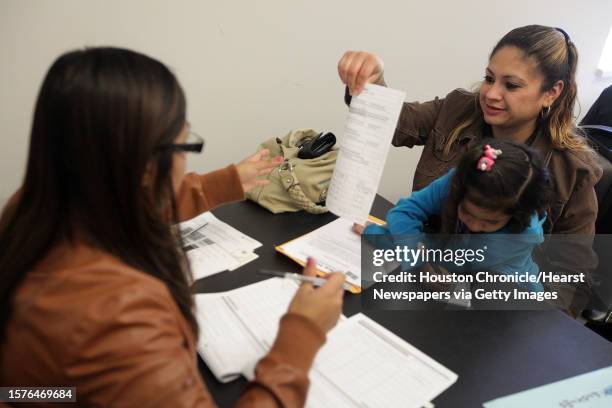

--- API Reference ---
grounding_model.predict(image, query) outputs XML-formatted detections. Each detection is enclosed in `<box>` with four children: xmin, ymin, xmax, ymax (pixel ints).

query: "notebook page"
<box><xmin>306</xmin><ymin>313</ymin><xmax>457</xmax><ymax>408</ymax></box>
<box><xmin>326</xmin><ymin>84</ymin><xmax>406</xmax><ymax>224</ymax></box>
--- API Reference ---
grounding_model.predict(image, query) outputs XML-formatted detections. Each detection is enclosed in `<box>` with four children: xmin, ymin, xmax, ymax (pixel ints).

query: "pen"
<box><xmin>257</xmin><ymin>269</ymin><xmax>354</xmax><ymax>291</ymax></box>
<box><xmin>183</xmin><ymin>222</ymin><xmax>208</xmax><ymax>239</ymax></box>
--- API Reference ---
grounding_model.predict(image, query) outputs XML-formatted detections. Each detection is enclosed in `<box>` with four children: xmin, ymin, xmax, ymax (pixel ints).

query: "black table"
<box><xmin>196</xmin><ymin>197</ymin><xmax>612</xmax><ymax>408</ymax></box>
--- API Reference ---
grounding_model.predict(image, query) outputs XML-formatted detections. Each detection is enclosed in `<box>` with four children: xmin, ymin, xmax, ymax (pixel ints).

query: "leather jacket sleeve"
<box><xmin>64</xmin><ymin>278</ymin><xmax>324</xmax><ymax>407</ymax></box>
<box><xmin>536</xmin><ymin>161</ymin><xmax>603</xmax><ymax>316</ymax></box>
<box><xmin>176</xmin><ymin>165</ymin><xmax>245</xmax><ymax>222</ymax></box>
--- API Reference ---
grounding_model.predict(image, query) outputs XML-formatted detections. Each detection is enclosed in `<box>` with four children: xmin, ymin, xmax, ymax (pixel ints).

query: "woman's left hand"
<box><xmin>236</xmin><ymin>149</ymin><xmax>283</xmax><ymax>193</ymax></box>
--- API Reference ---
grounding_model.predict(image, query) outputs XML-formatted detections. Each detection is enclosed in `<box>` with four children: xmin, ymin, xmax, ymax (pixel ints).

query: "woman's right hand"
<box><xmin>337</xmin><ymin>51</ymin><xmax>385</xmax><ymax>96</ymax></box>
<box><xmin>287</xmin><ymin>258</ymin><xmax>345</xmax><ymax>334</ymax></box>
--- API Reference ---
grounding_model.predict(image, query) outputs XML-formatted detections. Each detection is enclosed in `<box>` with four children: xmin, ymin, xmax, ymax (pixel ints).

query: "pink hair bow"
<box><xmin>477</xmin><ymin>144</ymin><xmax>503</xmax><ymax>172</ymax></box>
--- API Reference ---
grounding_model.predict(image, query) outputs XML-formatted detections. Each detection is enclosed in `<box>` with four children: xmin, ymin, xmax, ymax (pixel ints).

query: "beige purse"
<box><xmin>246</xmin><ymin>129</ymin><xmax>337</xmax><ymax>214</ymax></box>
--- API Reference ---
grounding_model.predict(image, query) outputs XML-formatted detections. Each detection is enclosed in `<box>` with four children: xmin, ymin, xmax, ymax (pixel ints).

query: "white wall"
<box><xmin>1</xmin><ymin>0</ymin><xmax>611</xmax><ymax>206</ymax></box>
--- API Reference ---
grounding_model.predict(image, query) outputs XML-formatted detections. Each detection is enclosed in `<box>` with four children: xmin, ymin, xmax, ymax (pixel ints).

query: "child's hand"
<box><xmin>352</xmin><ymin>222</ymin><xmax>372</xmax><ymax>236</ymax></box>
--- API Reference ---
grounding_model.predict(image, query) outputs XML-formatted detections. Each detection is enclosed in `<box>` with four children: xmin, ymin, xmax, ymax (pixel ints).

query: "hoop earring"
<box><xmin>541</xmin><ymin>105</ymin><xmax>551</xmax><ymax>119</ymax></box>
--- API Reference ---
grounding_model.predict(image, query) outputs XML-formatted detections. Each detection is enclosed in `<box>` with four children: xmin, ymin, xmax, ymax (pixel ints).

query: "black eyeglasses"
<box><xmin>158</xmin><ymin>131</ymin><xmax>205</xmax><ymax>153</ymax></box>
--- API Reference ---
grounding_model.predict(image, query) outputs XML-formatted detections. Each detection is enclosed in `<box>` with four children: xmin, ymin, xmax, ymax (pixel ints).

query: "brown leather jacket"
<box><xmin>1</xmin><ymin>166</ymin><xmax>324</xmax><ymax>407</ymax></box>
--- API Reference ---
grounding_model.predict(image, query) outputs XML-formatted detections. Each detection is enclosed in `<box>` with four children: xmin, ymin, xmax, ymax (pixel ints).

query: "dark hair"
<box><xmin>0</xmin><ymin>47</ymin><xmax>197</xmax><ymax>342</ymax></box>
<box><xmin>444</xmin><ymin>139</ymin><xmax>553</xmax><ymax>233</ymax></box>
<box><xmin>444</xmin><ymin>25</ymin><xmax>589</xmax><ymax>156</ymax></box>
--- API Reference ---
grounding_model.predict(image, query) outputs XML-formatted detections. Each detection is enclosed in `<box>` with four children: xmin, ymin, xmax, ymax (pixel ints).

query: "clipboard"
<box><xmin>275</xmin><ymin>215</ymin><xmax>385</xmax><ymax>294</ymax></box>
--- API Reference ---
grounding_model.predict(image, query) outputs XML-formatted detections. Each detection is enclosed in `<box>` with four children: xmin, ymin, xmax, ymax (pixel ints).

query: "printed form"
<box><xmin>195</xmin><ymin>278</ymin><xmax>299</xmax><ymax>382</ymax></box>
<box><xmin>195</xmin><ymin>278</ymin><xmax>457</xmax><ymax>405</ymax></box>
<box><xmin>306</xmin><ymin>313</ymin><xmax>457</xmax><ymax>408</ymax></box>
<box><xmin>277</xmin><ymin>218</ymin><xmax>363</xmax><ymax>286</ymax></box>
<box><xmin>180</xmin><ymin>212</ymin><xmax>261</xmax><ymax>281</ymax></box>
<box><xmin>327</xmin><ymin>84</ymin><xmax>406</xmax><ymax>224</ymax></box>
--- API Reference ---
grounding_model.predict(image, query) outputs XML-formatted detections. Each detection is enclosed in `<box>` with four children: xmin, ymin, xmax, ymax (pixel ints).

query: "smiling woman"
<box><xmin>479</xmin><ymin>46</ymin><xmax>564</xmax><ymax>142</ymax></box>
<box><xmin>338</xmin><ymin>24</ymin><xmax>602</xmax><ymax>315</ymax></box>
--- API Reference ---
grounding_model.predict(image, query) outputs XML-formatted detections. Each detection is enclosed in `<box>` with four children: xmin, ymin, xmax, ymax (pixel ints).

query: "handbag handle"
<box><xmin>278</xmin><ymin>161</ymin><xmax>328</xmax><ymax>214</ymax></box>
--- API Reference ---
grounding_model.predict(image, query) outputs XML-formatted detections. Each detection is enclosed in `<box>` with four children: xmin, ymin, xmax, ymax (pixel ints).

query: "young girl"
<box><xmin>355</xmin><ymin>139</ymin><xmax>553</xmax><ymax>292</ymax></box>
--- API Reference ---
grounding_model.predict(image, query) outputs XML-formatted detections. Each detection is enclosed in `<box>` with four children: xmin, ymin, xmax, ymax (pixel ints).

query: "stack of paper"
<box><xmin>179</xmin><ymin>212</ymin><xmax>261</xmax><ymax>280</ymax></box>
<box><xmin>195</xmin><ymin>278</ymin><xmax>457</xmax><ymax>407</ymax></box>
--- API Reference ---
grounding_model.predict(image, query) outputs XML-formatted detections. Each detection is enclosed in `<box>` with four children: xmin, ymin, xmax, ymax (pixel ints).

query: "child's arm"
<box><xmin>385</xmin><ymin>169</ymin><xmax>454</xmax><ymax>236</ymax></box>
<box><xmin>360</xmin><ymin>170</ymin><xmax>454</xmax><ymax>252</ymax></box>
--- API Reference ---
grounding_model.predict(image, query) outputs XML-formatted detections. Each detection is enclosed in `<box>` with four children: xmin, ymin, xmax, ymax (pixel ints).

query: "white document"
<box><xmin>306</xmin><ymin>313</ymin><xmax>458</xmax><ymax>408</ymax></box>
<box><xmin>277</xmin><ymin>217</ymin><xmax>363</xmax><ymax>286</ymax></box>
<box><xmin>196</xmin><ymin>279</ymin><xmax>457</xmax><ymax>406</ymax></box>
<box><xmin>195</xmin><ymin>278</ymin><xmax>299</xmax><ymax>382</ymax></box>
<box><xmin>180</xmin><ymin>212</ymin><xmax>262</xmax><ymax>280</ymax></box>
<box><xmin>327</xmin><ymin>84</ymin><xmax>406</xmax><ymax>224</ymax></box>
<box><xmin>277</xmin><ymin>217</ymin><xmax>395</xmax><ymax>289</ymax></box>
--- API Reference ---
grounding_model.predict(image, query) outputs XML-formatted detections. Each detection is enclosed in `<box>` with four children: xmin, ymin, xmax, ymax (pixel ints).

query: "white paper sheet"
<box><xmin>326</xmin><ymin>84</ymin><xmax>406</xmax><ymax>224</ymax></box>
<box><xmin>196</xmin><ymin>278</ymin><xmax>457</xmax><ymax>406</ymax></box>
<box><xmin>195</xmin><ymin>278</ymin><xmax>299</xmax><ymax>382</ymax></box>
<box><xmin>179</xmin><ymin>212</ymin><xmax>262</xmax><ymax>280</ymax></box>
<box><xmin>306</xmin><ymin>313</ymin><xmax>457</xmax><ymax>408</ymax></box>
<box><xmin>278</xmin><ymin>217</ymin><xmax>363</xmax><ymax>286</ymax></box>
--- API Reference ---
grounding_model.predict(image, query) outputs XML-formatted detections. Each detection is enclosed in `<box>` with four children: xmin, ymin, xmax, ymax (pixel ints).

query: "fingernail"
<box><xmin>307</xmin><ymin>257</ymin><xmax>315</xmax><ymax>267</ymax></box>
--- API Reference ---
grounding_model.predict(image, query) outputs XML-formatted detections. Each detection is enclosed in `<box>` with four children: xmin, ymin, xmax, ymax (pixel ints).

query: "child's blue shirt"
<box><xmin>364</xmin><ymin>169</ymin><xmax>545</xmax><ymax>292</ymax></box>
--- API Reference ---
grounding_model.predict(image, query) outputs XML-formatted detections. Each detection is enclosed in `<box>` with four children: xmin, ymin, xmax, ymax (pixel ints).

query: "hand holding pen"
<box><xmin>258</xmin><ymin>270</ymin><xmax>354</xmax><ymax>292</ymax></box>
<box><xmin>281</xmin><ymin>258</ymin><xmax>345</xmax><ymax>334</ymax></box>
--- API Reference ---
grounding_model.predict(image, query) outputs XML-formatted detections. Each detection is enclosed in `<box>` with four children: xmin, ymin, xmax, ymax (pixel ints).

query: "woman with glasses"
<box><xmin>0</xmin><ymin>47</ymin><xmax>345</xmax><ymax>406</ymax></box>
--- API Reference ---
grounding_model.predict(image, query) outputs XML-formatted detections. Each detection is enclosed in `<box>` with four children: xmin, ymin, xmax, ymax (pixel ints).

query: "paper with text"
<box><xmin>307</xmin><ymin>313</ymin><xmax>457</xmax><ymax>408</ymax></box>
<box><xmin>195</xmin><ymin>278</ymin><xmax>299</xmax><ymax>382</ymax></box>
<box><xmin>277</xmin><ymin>217</ymin><xmax>363</xmax><ymax>287</ymax></box>
<box><xmin>327</xmin><ymin>84</ymin><xmax>406</xmax><ymax>224</ymax></box>
<box><xmin>196</xmin><ymin>280</ymin><xmax>457</xmax><ymax>406</ymax></box>
<box><xmin>179</xmin><ymin>212</ymin><xmax>261</xmax><ymax>280</ymax></box>
<box><xmin>276</xmin><ymin>216</ymin><xmax>392</xmax><ymax>291</ymax></box>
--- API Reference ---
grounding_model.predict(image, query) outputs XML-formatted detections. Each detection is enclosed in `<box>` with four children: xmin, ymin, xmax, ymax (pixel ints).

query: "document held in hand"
<box><xmin>326</xmin><ymin>84</ymin><xmax>406</xmax><ymax>224</ymax></box>
<box><xmin>195</xmin><ymin>278</ymin><xmax>458</xmax><ymax>407</ymax></box>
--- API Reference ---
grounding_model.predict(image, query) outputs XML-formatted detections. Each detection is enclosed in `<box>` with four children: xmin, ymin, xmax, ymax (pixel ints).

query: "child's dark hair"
<box><xmin>444</xmin><ymin>139</ymin><xmax>553</xmax><ymax>233</ymax></box>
